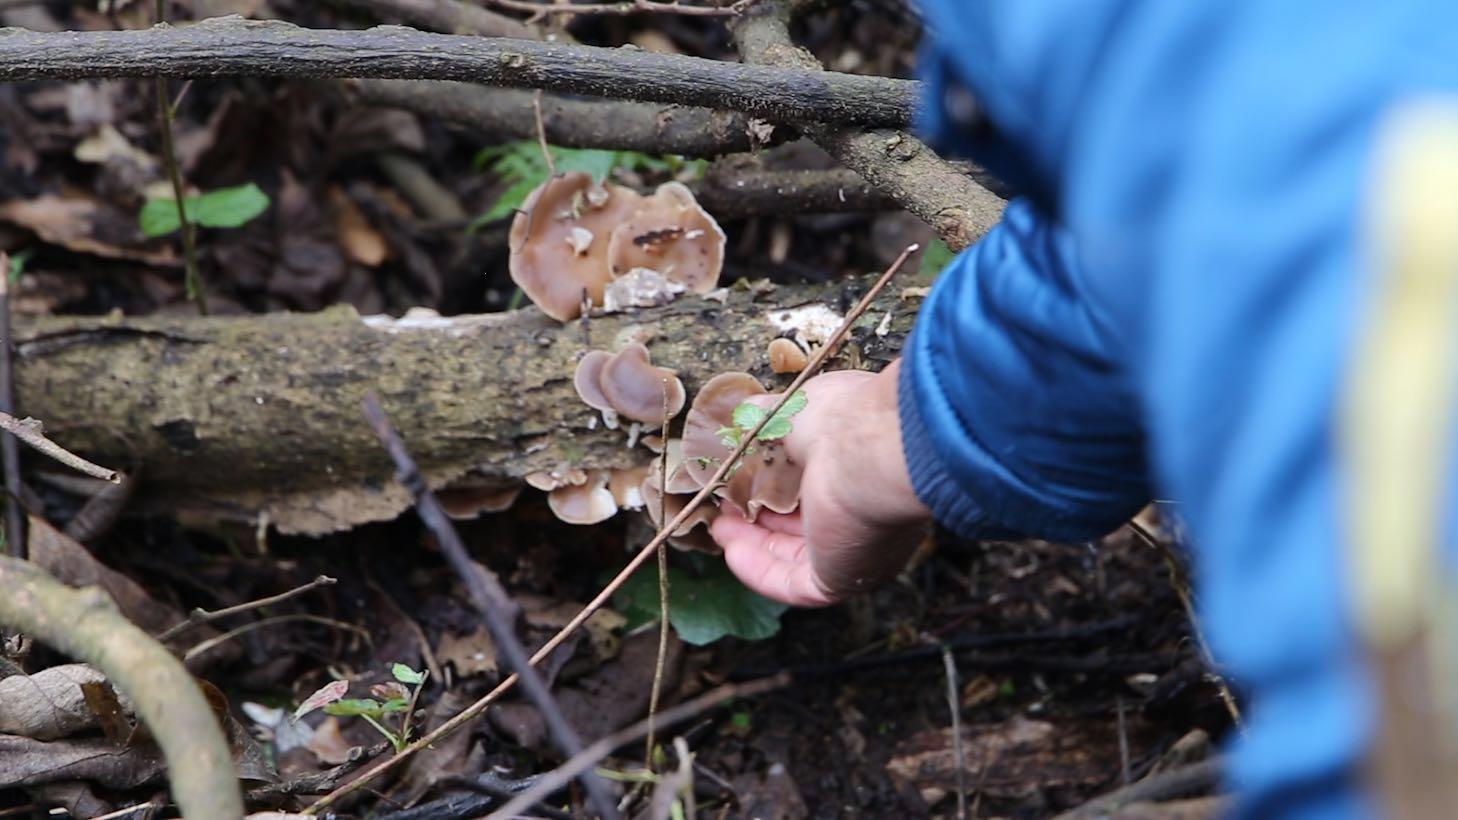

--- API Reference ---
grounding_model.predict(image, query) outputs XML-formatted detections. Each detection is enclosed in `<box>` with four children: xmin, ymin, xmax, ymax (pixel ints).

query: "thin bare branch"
<box><xmin>730</xmin><ymin>2</ymin><xmax>1004</xmax><ymax>250</ymax></box>
<box><xmin>489</xmin><ymin>674</ymin><xmax>790</xmax><ymax>819</ymax></box>
<box><xmin>156</xmin><ymin>574</ymin><xmax>337</xmax><ymax>642</ymax></box>
<box><xmin>323</xmin><ymin>0</ymin><xmax>535</xmax><ymax>38</ymax></box>
<box><xmin>303</xmin><ymin>245</ymin><xmax>917</xmax><ymax>815</ymax></box>
<box><xmin>484</xmin><ymin>0</ymin><xmax>750</xmax><ymax>17</ymax></box>
<box><xmin>0</xmin><ymin>411</ymin><xmax>118</xmax><ymax>483</ymax></box>
<box><xmin>182</xmin><ymin>613</ymin><xmax>369</xmax><ymax>662</ymax></box>
<box><xmin>0</xmin><ymin>18</ymin><xmax>919</xmax><ymax>128</ymax></box>
<box><xmin>0</xmin><ymin>257</ymin><xmax>22</xmax><ymax>558</ymax></box>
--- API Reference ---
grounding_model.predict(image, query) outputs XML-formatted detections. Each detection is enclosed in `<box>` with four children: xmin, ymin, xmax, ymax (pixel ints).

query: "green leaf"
<box><xmin>918</xmin><ymin>238</ymin><xmax>955</xmax><ymax>279</ymax></box>
<box><xmin>6</xmin><ymin>248</ymin><xmax>33</xmax><ymax>284</ymax></box>
<box><xmin>139</xmin><ymin>183</ymin><xmax>271</xmax><ymax>237</ymax></box>
<box><xmin>755</xmin><ymin>390</ymin><xmax>808</xmax><ymax>442</ymax></box>
<box><xmin>715</xmin><ymin>425</ymin><xmax>742</xmax><ymax>450</ymax></box>
<box><xmin>391</xmin><ymin>663</ymin><xmax>426</xmax><ymax>685</ymax></box>
<box><xmin>553</xmin><ymin>147</ymin><xmax>623</xmax><ymax>182</ymax></box>
<box><xmin>616</xmin><ymin>561</ymin><xmax>789</xmax><ymax>646</ymax></box>
<box><xmin>190</xmin><ymin>183</ymin><xmax>270</xmax><ymax>229</ymax></box>
<box><xmin>139</xmin><ymin>197</ymin><xmax>184</xmax><ymax>238</ymax></box>
<box><xmin>731</xmin><ymin>402</ymin><xmax>766</xmax><ymax>430</ymax></box>
<box><xmin>378</xmin><ymin>697</ymin><xmax>411</xmax><ymax>713</ymax></box>
<box><xmin>323</xmin><ymin>698</ymin><xmax>383</xmax><ymax>717</ymax></box>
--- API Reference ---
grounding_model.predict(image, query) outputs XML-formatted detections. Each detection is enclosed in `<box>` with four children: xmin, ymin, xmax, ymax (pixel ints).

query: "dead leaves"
<box><xmin>0</xmin><ymin>664</ymin><xmax>130</xmax><ymax>741</ymax></box>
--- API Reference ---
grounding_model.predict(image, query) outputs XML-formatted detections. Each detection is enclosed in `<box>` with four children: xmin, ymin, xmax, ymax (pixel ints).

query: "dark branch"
<box><xmin>360</xmin><ymin>394</ymin><xmax>620</xmax><ymax>820</ymax></box>
<box><xmin>730</xmin><ymin>4</ymin><xmax>1004</xmax><ymax>250</ymax></box>
<box><xmin>0</xmin><ymin>17</ymin><xmax>920</xmax><ymax>128</ymax></box>
<box><xmin>323</xmin><ymin>0</ymin><xmax>537</xmax><ymax>38</ymax></box>
<box><xmin>347</xmin><ymin>79</ymin><xmax>766</xmax><ymax>158</ymax></box>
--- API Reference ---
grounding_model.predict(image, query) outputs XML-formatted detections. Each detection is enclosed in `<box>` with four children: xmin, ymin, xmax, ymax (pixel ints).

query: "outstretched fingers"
<box><xmin>711</xmin><ymin>509</ymin><xmax>832</xmax><ymax>607</ymax></box>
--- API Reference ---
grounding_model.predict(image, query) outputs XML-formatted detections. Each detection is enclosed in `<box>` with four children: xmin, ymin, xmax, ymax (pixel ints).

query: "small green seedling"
<box><xmin>292</xmin><ymin>663</ymin><xmax>428</xmax><ymax>753</ymax></box>
<box><xmin>6</xmin><ymin>248</ymin><xmax>33</xmax><ymax>284</ymax></box>
<box><xmin>716</xmin><ymin>389</ymin><xmax>808</xmax><ymax>450</ymax></box>
<box><xmin>139</xmin><ymin>182</ymin><xmax>271</xmax><ymax>238</ymax></box>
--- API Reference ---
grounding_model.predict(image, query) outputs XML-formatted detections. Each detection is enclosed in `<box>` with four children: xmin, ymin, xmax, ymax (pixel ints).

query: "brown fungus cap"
<box><xmin>525</xmin><ymin>467</ymin><xmax>588</xmax><ymax>492</ymax></box>
<box><xmin>681</xmin><ymin>372</ymin><xmax>803</xmax><ymax>522</ymax></box>
<box><xmin>437</xmin><ymin>484</ymin><xmax>522</xmax><ymax>520</ymax></box>
<box><xmin>641</xmin><ymin>467</ymin><xmax>719</xmax><ymax>553</ymax></box>
<box><xmin>573</xmin><ymin>344</ymin><xmax>685</xmax><ymax>426</ymax></box>
<box><xmin>600</xmin><ymin>344</ymin><xmax>686</xmax><ymax>425</ymax></box>
<box><xmin>508</xmin><ymin>173</ymin><xmax>644</xmax><ymax>321</ymax></box>
<box><xmin>547</xmin><ymin>470</ymin><xmax>617</xmax><ymax>525</ymax></box>
<box><xmin>572</xmin><ymin>350</ymin><xmax>615</xmax><ymax>413</ymax></box>
<box><xmin>767</xmin><ymin>337</ymin><xmax>809</xmax><ymax>374</ymax></box>
<box><xmin>607</xmin><ymin>182</ymin><xmax>725</xmax><ymax>294</ymax></box>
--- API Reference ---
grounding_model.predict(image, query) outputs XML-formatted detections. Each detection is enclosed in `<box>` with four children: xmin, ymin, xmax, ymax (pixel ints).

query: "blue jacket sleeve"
<box><xmin>898</xmin><ymin>198</ymin><xmax>1149</xmax><ymax>542</ymax></box>
<box><xmin>907</xmin><ymin>3</ymin><xmax>1458</xmax><ymax>818</ymax></box>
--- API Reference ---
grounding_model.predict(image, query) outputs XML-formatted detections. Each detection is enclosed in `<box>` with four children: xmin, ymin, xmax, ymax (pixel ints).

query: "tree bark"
<box><xmin>16</xmin><ymin>280</ymin><xmax>920</xmax><ymax>534</ymax></box>
<box><xmin>346</xmin><ymin>79</ymin><xmax>765</xmax><ymax>158</ymax></box>
<box><xmin>323</xmin><ymin>0</ymin><xmax>536</xmax><ymax>39</ymax></box>
<box><xmin>730</xmin><ymin>3</ymin><xmax>1005</xmax><ymax>250</ymax></box>
<box><xmin>0</xmin><ymin>17</ymin><xmax>919</xmax><ymax>128</ymax></box>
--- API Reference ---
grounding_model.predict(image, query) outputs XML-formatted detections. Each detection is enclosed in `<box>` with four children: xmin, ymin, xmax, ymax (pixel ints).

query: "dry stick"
<box><xmin>153</xmin><ymin>2</ymin><xmax>206</xmax><ymax>315</ymax></box>
<box><xmin>0</xmin><ymin>258</ymin><xmax>21</xmax><ymax>559</ymax></box>
<box><xmin>645</xmin><ymin>380</ymin><xmax>673</xmax><ymax>768</ymax></box>
<box><xmin>156</xmin><ymin>574</ymin><xmax>337</xmax><ymax>642</ymax></box>
<box><xmin>0</xmin><ymin>411</ymin><xmax>118</xmax><ymax>482</ymax></box>
<box><xmin>182</xmin><ymin>613</ymin><xmax>368</xmax><ymax>662</ymax></box>
<box><xmin>305</xmin><ymin>245</ymin><xmax>918</xmax><ymax>815</ymax></box>
<box><xmin>488</xmin><ymin>674</ymin><xmax>789</xmax><ymax>819</ymax></box>
<box><xmin>941</xmin><ymin>645</ymin><xmax>968</xmax><ymax>820</ymax></box>
<box><xmin>0</xmin><ymin>18</ymin><xmax>919</xmax><ymax>129</ymax></box>
<box><xmin>1126</xmin><ymin>520</ymin><xmax>1242</xmax><ymax>727</ymax></box>
<box><xmin>532</xmin><ymin>89</ymin><xmax>556</xmax><ymax>176</ymax></box>
<box><xmin>484</xmin><ymin>0</ymin><xmax>750</xmax><ymax>17</ymax></box>
<box><xmin>361</xmin><ymin>394</ymin><xmax>620</xmax><ymax>820</ymax></box>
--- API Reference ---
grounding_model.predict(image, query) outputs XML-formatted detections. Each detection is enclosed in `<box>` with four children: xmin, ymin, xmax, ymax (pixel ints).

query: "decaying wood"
<box><xmin>16</xmin><ymin>279</ymin><xmax>919</xmax><ymax>534</ymax></box>
<box><xmin>0</xmin><ymin>17</ymin><xmax>919</xmax><ymax>128</ymax></box>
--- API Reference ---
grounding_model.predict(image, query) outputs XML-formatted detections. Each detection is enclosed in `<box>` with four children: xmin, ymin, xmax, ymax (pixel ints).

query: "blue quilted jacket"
<box><xmin>902</xmin><ymin>2</ymin><xmax>1458</xmax><ymax>816</ymax></box>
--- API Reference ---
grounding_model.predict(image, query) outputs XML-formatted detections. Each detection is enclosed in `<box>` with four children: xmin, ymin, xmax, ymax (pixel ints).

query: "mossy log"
<box><xmin>17</xmin><ymin>279</ymin><xmax>921</xmax><ymax>534</ymax></box>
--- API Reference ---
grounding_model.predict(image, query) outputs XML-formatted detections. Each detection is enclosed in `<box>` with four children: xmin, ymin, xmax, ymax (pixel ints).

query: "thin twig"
<box><xmin>0</xmin><ymin>411</ymin><xmax>119</xmax><ymax>483</ymax></box>
<box><xmin>646</xmin><ymin>379</ymin><xmax>673</xmax><ymax>767</ymax></box>
<box><xmin>153</xmin><ymin>2</ymin><xmax>206</xmax><ymax>314</ymax></box>
<box><xmin>1126</xmin><ymin>520</ymin><xmax>1243</xmax><ymax>727</ymax></box>
<box><xmin>531</xmin><ymin>90</ymin><xmax>556</xmax><ymax>177</ymax></box>
<box><xmin>157</xmin><ymin>574</ymin><xmax>337</xmax><ymax>642</ymax></box>
<box><xmin>361</xmin><ymin>394</ymin><xmax>620</xmax><ymax>820</ymax></box>
<box><xmin>305</xmin><ymin>245</ymin><xmax>917</xmax><ymax>815</ymax></box>
<box><xmin>87</xmin><ymin>801</ymin><xmax>167</xmax><ymax>820</ymax></box>
<box><xmin>941</xmin><ymin>645</ymin><xmax>968</xmax><ymax>820</ymax></box>
<box><xmin>182</xmin><ymin>613</ymin><xmax>368</xmax><ymax>662</ymax></box>
<box><xmin>488</xmin><ymin>674</ymin><xmax>789</xmax><ymax>819</ymax></box>
<box><xmin>485</xmin><ymin>0</ymin><xmax>750</xmax><ymax>17</ymax></box>
<box><xmin>0</xmin><ymin>259</ymin><xmax>22</xmax><ymax>559</ymax></box>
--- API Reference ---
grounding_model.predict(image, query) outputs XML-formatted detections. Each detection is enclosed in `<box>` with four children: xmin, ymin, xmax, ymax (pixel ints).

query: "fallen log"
<box><xmin>17</xmin><ymin>279</ymin><xmax>920</xmax><ymax>534</ymax></box>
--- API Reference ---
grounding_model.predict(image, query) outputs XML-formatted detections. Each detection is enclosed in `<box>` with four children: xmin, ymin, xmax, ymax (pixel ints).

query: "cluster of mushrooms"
<box><xmin>447</xmin><ymin>171</ymin><xmax>820</xmax><ymax>549</ymax></box>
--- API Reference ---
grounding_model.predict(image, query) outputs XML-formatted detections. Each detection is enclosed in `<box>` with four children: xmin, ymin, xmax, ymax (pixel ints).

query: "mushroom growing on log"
<box><xmin>13</xmin><ymin>277</ymin><xmax>918</xmax><ymax>535</ymax></box>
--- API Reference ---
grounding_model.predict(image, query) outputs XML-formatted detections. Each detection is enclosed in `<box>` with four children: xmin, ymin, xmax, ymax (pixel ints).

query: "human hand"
<box><xmin>710</xmin><ymin>359</ymin><xmax>932</xmax><ymax>606</ymax></box>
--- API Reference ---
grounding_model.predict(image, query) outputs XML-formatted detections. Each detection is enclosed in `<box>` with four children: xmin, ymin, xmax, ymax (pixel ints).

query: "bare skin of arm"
<box><xmin>710</xmin><ymin>359</ymin><xmax>932</xmax><ymax>606</ymax></box>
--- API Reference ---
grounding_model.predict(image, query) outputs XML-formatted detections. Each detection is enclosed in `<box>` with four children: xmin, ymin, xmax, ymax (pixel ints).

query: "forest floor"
<box><xmin>0</xmin><ymin>0</ymin><xmax>1232</xmax><ymax>817</ymax></box>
